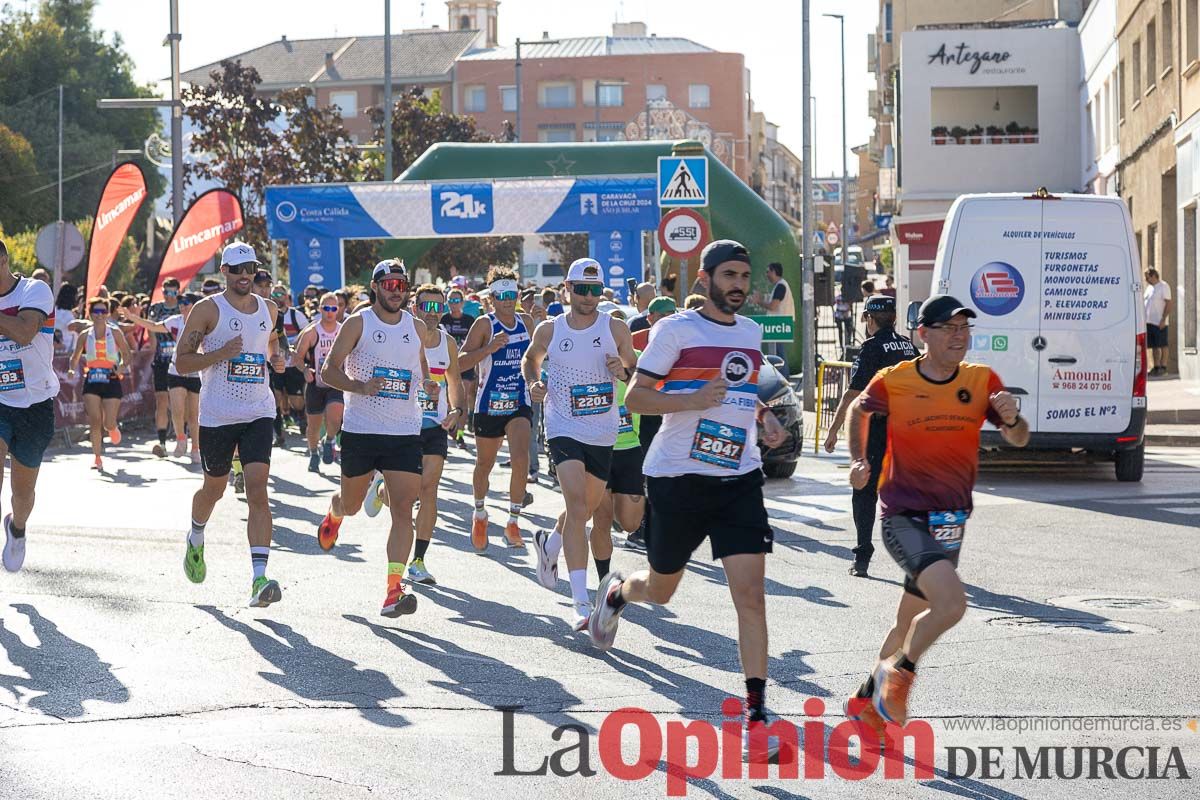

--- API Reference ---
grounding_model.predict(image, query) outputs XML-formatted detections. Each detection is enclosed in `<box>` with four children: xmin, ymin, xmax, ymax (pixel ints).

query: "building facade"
<box><xmin>750</xmin><ymin>111</ymin><xmax>803</xmax><ymax>234</ymax></box>
<box><xmin>1118</xmin><ymin>0</ymin><xmax>1179</xmax><ymax>373</ymax></box>
<box><xmin>1081</xmin><ymin>0</ymin><xmax>1121</xmax><ymax>195</ymax></box>
<box><xmin>1173</xmin><ymin>1</ymin><xmax>1200</xmax><ymax>378</ymax></box>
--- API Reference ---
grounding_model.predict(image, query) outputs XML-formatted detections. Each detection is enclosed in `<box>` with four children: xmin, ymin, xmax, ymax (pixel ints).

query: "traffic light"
<box><xmin>841</xmin><ymin>264</ymin><xmax>867</xmax><ymax>303</ymax></box>
<box><xmin>813</xmin><ymin>253</ymin><xmax>834</xmax><ymax>307</ymax></box>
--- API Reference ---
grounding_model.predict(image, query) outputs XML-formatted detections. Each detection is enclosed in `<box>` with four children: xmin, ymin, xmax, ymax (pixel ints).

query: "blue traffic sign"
<box><xmin>657</xmin><ymin>157</ymin><xmax>708</xmax><ymax>207</ymax></box>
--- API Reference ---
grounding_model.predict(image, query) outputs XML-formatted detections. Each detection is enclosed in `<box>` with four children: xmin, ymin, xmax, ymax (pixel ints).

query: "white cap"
<box><xmin>221</xmin><ymin>241</ymin><xmax>260</xmax><ymax>267</ymax></box>
<box><xmin>566</xmin><ymin>257</ymin><xmax>604</xmax><ymax>284</ymax></box>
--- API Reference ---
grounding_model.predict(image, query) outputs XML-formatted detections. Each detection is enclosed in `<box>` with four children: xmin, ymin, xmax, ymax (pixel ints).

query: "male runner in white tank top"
<box><xmin>316</xmin><ymin>261</ymin><xmax>440</xmax><ymax>617</ymax></box>
<box><xmin>174</xmin><ymin>242</ymin><xmax>288</xmax><ymax>608</ymax></box>
<box><xmin>291</xmin><ymin>292</ymin><xmax>344</xmax><ymax>474</ymax></box>
<box><xmin>523</xmin><ymin>258</ymin><xmax>638</xmax><ymax>630</ymax></box>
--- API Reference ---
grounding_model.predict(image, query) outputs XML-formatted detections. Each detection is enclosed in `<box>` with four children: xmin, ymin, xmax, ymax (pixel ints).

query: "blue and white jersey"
<box><xmin>474</xmin><ymin>314</ymin><xmax>530</xmax><ymax>416</ymax></box>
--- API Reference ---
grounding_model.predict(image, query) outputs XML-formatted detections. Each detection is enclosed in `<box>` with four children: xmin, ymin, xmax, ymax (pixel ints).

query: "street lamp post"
<box><xmin>514</xmin><ymin>36</ymin><xmax>560</xmax><ymax>143</ymax></box>
<box><xmin>384</xmin><ymin>0</ymin><xmax>393</xmax><ymax>180</ymax></box>
<box><xmin>800</xmin><ymin>0</ymin><xmax>815</xmax><ymax>409</ymax></box>
<box><xmin>824</xmin><ymin>12</ymin><xmax>847</xmax><ymax>263</ymax></box>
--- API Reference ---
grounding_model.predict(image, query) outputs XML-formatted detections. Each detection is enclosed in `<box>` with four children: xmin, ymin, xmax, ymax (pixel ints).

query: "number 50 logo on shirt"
<box><xmin>431</xmin><ymin>183</ymin><xmax>494</xmax><ymax>235</ymax></box>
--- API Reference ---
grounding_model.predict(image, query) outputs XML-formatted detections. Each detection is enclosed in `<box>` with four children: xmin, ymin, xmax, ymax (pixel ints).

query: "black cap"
<box><xmin>700</xmin><ymin>239</ymin><xmax>751</xmax><ymax>273</ymax></box>
<box><xmin>864</xmin><ymin>295</ymin><xmax>895</xmax><ymax>314</ymax></box>
<box><xmin>918</xmin><ymin>294</ymin><xmax>977</xmax><ymax>326</ymax></box>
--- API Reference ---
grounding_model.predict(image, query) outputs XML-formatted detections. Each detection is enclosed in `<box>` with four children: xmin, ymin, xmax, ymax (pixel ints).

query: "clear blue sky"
<box><xmin>92</xmin><ymin>0</ymin><xmax>875</xmax><ymax>178</ymax></box>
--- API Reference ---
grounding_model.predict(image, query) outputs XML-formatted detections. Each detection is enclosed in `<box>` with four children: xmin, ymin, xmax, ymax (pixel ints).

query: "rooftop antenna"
<box><xmin>420</xmin><ymin>0</ymin><xmax>425</xmax><ymax>26</ymax></box>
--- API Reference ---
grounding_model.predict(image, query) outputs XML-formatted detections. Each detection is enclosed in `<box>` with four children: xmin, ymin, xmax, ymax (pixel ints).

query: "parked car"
<box><xmin>758</xmin><ymin>356</ymin><xmax>803</xmax><ymax>479</ymax></box>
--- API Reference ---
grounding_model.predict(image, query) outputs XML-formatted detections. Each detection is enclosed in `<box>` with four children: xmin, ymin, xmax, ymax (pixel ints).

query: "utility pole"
<box><xmin>514</xmin><ymin>35</ymin><xmax>559</xmax><ymax>142</ymax></box>
<box><xmin>384</xmin><ymin>0</ymin><xmax>394</xmax><ymax>180</ymax></box>
<box><xmin>825</xmin><ymin>12</ymin><xmax>847</xmax><ymax>263</ymax></box>
<box><xmin>55</xmin><ymin>84</ymin><xmax>65</xmax><ymax>293</ymax></box>
<box><xmin>800</xmin><ymin>0</ymin><xmax>815</xmax><ymax>410</ymax></box>
<box><xmin>169</xmin><ymin>0</ymin><xmax>183</xmax><ymax>227</ymax></box>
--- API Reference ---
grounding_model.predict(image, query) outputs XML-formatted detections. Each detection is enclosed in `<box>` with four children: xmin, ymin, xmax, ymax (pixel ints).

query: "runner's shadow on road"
<box><xmin>99</xmin><ymin>468</ymin><xmax>153</xmax><ymax>488</ymax></box>
<box><xmin>416</xmin><ymin>584</ymin><xmax>592</xmax><ymax>652</ymax></box>
<box><xmin>771</xmin><ymin>528</ymin><xmax>856</xmax><ymax>561</ymax></box>
<box><xmin>345</xmin><ymin>616</ymin><xmax>586</xmax><ymax>727</ymax></box>
<box><xmin>267</xmin><ymin>496</ymin><xmax>326</xmax><ymax>527</ymax></box>
<box><xmin>195</xmin><ymin>605</ymin><xmax>409</xmax><ymax>729</ymax></box>
<box><xmin>271</xmin><ymin>524</ymin><xmax>365</xmax><ymax>563</ymax></box>
<box><xmin>0</xmin><ymin>603</ymin><xmax>129</xmax><ymax>718</ymax></box>
<box><xmin>683</xmin><ymin>561</ymin><xmax>850</xmax><ymax>608</ymax></box>
<box><xmin>961</xmin><ymin>582</ymin><xmax>1116</xmax><ymax>630</ymax></box>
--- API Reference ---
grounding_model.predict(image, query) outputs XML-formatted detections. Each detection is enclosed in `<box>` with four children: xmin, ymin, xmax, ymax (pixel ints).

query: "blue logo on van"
<box><xmin>970</xmin><ymin>261</ymin><xmax>1024</xmax><ymax>316</ymax></box>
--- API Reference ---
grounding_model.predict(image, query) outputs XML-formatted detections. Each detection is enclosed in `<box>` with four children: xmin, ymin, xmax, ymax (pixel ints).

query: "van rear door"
<box><xmin>1035</xmin><ymin>199</ymin><xmax>1133</xmax><ymax>433</ymax></box>
<box><xmin>943</xmin><ymin>197</ymin><xmax>1044</xmax><ymax>425</ymax></box>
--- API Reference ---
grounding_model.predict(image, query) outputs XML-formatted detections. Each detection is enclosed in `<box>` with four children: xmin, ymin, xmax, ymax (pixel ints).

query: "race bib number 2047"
<box><xmin>689</xmin><ymin>418</ymin><xmax>747</xmax><ymax>470</ymax></box>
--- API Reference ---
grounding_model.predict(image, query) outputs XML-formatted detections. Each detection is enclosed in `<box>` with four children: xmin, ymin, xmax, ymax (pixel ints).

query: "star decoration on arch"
<box><xmin>545</xmin><ymin>152</ymin><xmax>576</xmax><ymax>177</ymax></box>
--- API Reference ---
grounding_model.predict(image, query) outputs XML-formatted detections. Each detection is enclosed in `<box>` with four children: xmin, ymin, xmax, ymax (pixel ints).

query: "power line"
<box><xmin>25</xmin><ymin>159</ymin><xmax>114</xmax><ymax>196</ymax></box>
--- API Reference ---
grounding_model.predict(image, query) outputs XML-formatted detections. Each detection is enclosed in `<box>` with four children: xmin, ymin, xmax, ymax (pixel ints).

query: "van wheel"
<box><xmin>1115</xmin><ymin>445</ymin><xmax>1144</xmax><ymax>482</ymax></box>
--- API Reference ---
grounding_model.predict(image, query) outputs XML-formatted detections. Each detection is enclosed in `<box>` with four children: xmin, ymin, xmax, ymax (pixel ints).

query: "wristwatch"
<box><xmin>1001</xmin><ymin>415</ymin><xmax>1023</xmax><ymax>429</ymax></box>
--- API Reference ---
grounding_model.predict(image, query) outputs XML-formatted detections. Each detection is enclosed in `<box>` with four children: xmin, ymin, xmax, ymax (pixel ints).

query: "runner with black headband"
<box><xmin>458</xmin><ymin>267</ymin><xmax>536</xmax><ymax>551</ymax></box>
<box><xmin>587</xmin><ymin>239</ymin><xmax>791</xmax><ymax>761</ymax></box>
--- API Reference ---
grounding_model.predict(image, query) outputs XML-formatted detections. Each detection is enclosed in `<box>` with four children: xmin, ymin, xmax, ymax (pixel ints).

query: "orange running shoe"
<box><xmin>381</xmin><ymin>582</ymin><xmax>417</xmax><ymax>617</ymax></box>
<box><xmin>844</xmin><ymin>693</ymin><xmax>888</xmax><ymax>746</ymax></box>
<box><xmin>503</xmin><ymin>520</ymin><xmax>525</xmax><ymax>548</ymax></box>
<box><xmin>108</xmin><ymin>426</ymin><xmax>121</xmax><ymax>446</ymax></box>
<box><xmin>91</xmin><ymin>456</ymin><xmax>102</xmax><ymax>471</ymax></box>
<box><xmin>873</xmin><ymin>659</ymin><xmax>915</xmax><ymax>725</ymax></box>
<box><xmin>471</xmin><ymin>514</ymin><xmax>488</xmax><ymax>551</ymax></box>
<box><xmin>317</xmin><ymin>513</ymin><xmax>342</xmax><ymax>551</ymax></box>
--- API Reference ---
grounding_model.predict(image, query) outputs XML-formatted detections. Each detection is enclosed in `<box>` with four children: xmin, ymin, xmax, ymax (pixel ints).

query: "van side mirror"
<box><xmin>906</xmin><ymin>301</ymin><xmax>921</xmax><ymax>331</ymax></box>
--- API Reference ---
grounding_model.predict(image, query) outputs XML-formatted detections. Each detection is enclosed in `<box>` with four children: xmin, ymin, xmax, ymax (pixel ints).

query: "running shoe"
<box><xmin>274</xmin><ymin>429</ymin><xmax>286</xmax><ymax>448</ymax></box>
<box><xmin>625</xmin><ymin>529</ymin><xmax>645</xmax><ymax>549</ymax></box>
<box><xmin>108</xmin><ymin>426</ymin><xmax>121</xmax><ymax>446</ymax></box>
<box><xmin>843</xmin><ymin>683</ymin><xmax>887</xmax><ymax>745</ymax></box>
<box><xmin>456</xmin><ymin>433</ymin><xmax>468</xmax><ymax>450</ymax></box>
<box><xmin>406</xmin><ymin>558</ymin><xmax>436</xmax><ymax>585</ymax></box>
<box><xmin>503</xmin><ymin>520</ymin><xmax>525</xmax><ymax>548</ymax></box>
<box><xmin>381</xmin><ymin>583</ymin><xmax>418</xmax><ymax>617</ymax></box>
<box><xmin>587</xmin><ymin>571</ymin><xmax>626</xmax><ymax>651</ymax></box>
<box><xmin>233</xmin><ymin>471</ymin><xmax>245</xmax><ymax>494</ymax></box>
<box><xmin>249</xmin><ymin>576</ymin><xmax>282</xmax><ymax>608</ymax></box>
<box><xmin>849</xmin><ymin>562</ymin><xmax>869</xmax><ymax>578</ymax></box>
<box><xmin>190</xmin><ymin>450</ymin><xmax>201</xmax><ymax>465</ymax></box>
<box><xmin>308</xmin><ymin>450</ymin><xmax>320</xmax><ymax>473</ymax></box>
<box><xmin>172</xmin><ymin>438</ymin><xmax>186</xmax><ymax>457</ymax></box>
<box><xmin>321</xmin><ymin>438</ymin><xmax>335</xmax><ymax>464</ymax></box>
<box><xmin>2</xmin><ymin>514</ymin><xmax>25</xmax><ymax>573</ymax></box>
<box><xmin>873</xmin><ymin>657</ymin><xmax>915</xmax><ymax>725</ymax></box>
<box><xmin>533</xmin><ymin>529</ymin><xmax>559</xmax><ymax>589</ymax></box>
<box><xmin>571</xmin><ymin>601</ymin><xmax>593</xmax><ymax>632</ymax></box>
<box><xmin>522</xmin><ymin>491</ymin><xmax>534</xmax><ymax>508</ymax></box>
<box><xmin>91</xmin><ymin>456</ymin><xmax>102</xmax><ymax>470</ymax></box>
<box><xmin>317</xmin><ymin>513</ymin><xmax>341</xmax><ymax>551</ymax></box>
<box><xmin>363</xmin><ymin>473</ymin><xmax>385</xmax><ymax>518</ymax></box>
<box><xmin>742</xmin><ymin>715</ymin><xmax>784</xmax><ymax>763</ymax></box>
<box><xmin>183</xmin><ymin>539</ymin><xmax>206</xmax><ymax>583</ymax></box>
<box><xmin>471</xmin><ymin>514</ymin><xmax>488</xmax><ymax>552</ymax></box>
<box><xmin>153</xmin><ymin>443</ymin><xmax>167</xmax><ymax>458</ymax></box>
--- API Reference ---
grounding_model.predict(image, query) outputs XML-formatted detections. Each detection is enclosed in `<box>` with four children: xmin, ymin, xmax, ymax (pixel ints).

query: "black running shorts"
<box><xmin>645</xmin><ymin>469</ymin><xmax>773</xmax><ymax>575</ymax></box>
<box><xmin>474</xmin><ymin>405</ymin><xmax>532</xmax><ymax>439</ymax></box>
<box><xmin>271</xmin><ymin>366</ymin><xmax>306</xmax><ymax>396</ymax></box>
<box><xmin>152</xmin><ymin>359</ymin><xmax>170</xmax><ymax>392</ymax></box>
<box><xmin>304</xmin><ymin>383</ymin><xmax>344</xmax><ymax>416</ymax></box>
<box><xmin>0</xmin><ymin>399</ymin><xmax>55</xmax><ymax>469</ymax></box>
<box><xmin>881</xmin><ymin>512</ymin><xmax>965</xmax><ymax>599</ymax></box>
<box><xmin>548</xmin><ymin>436</ymin><xmax>612</xmax><ymax>481</ymax></box>
<box><xmin>420</xmin><ymin>425</ymin><xmax>448</xmax><ymax>459</ymax></box>
<box><xmin>166</xmin><ymin>374</ymin><xmax>201</xmax><ymax>394</ymax></box>
<box><xmin>340</xmin><ymin>431</ymin><xmax>422</xmax><ymax>478</ymax></box>
<box><xmin>82</xmin><ymin>376</ymin><xmax>123</xmax><ymax>400</ymax></box>
<box><xmin>606</xmin><ymin>446</ymin><xmax>644</xmax><ymax>496</ymax></box>
<box><xmin>199</xmin><ymin>417</ymin><xmax>274</xmax><ymax>477</ymax></box>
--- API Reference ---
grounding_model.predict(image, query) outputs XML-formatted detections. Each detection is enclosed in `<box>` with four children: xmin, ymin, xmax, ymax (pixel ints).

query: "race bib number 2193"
<box><xmin>0</xmin><ymin>359</ymin><xmax>25</xmax><ymax>392</ymax></box>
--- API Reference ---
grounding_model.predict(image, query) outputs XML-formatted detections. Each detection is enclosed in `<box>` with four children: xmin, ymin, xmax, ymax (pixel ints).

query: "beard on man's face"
<box><xmin>708</xmin><ymin>280</ymin><xmax>745</xmax><ymax>314</ymax></box>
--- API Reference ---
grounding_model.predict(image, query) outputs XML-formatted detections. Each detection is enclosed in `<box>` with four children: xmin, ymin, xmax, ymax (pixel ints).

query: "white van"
<box><xmin>910</xmin><ymin>190</ymin><xmax>1147</xmax><ymax>481</ymax></box>
<box><xmin>521</xmin><ymin>262</ymin><xmax>565</xmax><ymax>287</ymax></box>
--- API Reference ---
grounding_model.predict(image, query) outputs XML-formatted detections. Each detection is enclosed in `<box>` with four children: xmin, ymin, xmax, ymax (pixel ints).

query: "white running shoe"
<box><xmin>3</xmin><ymin>514</ymin><xmax>26</xmax><ymax>573</ymax></box>
<box><xmin>571</xmin><ymin>601</ymin><xmax>593</xmax><ymax>632</ymax></box>
<box><xmin>533</xmin><ymin>529</ymin><xmax>559</xmax><ymax>589</ymax></box>
<box><xmin>364</xmin><ymin>472</ymin><xmax>385</xmax><ymax>518</ymax></box>
<box><xmin>587</xmin><ymin>571</ymin><xmax>626</xmax><ymax>650</ymax></box>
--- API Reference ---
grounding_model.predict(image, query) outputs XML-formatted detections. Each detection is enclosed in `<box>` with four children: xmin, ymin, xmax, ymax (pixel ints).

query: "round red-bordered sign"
<box><xmin>657</xmin><ymin>208</ymin><xmax>710</xmax><ymax>258</ymax></box>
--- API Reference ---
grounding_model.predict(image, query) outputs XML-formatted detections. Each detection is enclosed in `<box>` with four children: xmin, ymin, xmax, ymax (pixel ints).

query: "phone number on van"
<box><xmin>1051</xmin><ymin>381</ymin><xmax>1113</xmax><ymax>392</ymax></box>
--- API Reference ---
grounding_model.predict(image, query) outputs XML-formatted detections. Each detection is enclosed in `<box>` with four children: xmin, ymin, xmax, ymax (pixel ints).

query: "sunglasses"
<box><xmin>572</xmin><ymin>284</ymin><xmax>605</xmax><ymax>297</ymax></box>
<box><xmin>448</xmin><ymin>297</ymin><xmax>463</xmax><ymax>305</ymax></box>
<box><xmin>163</xmin><ymin>289</ymin><xmax>178</xmax><ymax>298</ymax></box>
<box><xmin>320</xmin><ymin>304</ymin><xmax>338</xmax><ymax>313</ymax></box>
<box><xmin>419</xmin><ymin>301</ymin><xmax>447</xmax><ymax>314</ymax></box>
<box><xmin>91</xmin><ymin>307</ymin><xmax>109</xmax><ymax>315</ymax></box>
<box><xmin>180</xmin><ymin>299</ymin><xmax>193</xmax><ymax>307</ymax></box>
<box><xmin>376</xmin><ymin>278</ymin><xmax>409</xmax><ymax>293</ymax></box>
<box><xmin>493</xmin><ymin>291</ymin><xmax>518</xmax><ymax>302</ymax></box>
<box><xmin>203</xmin><ymin>287</ymin><xmax>221</xmax><ymax>294</ymax></box>
<box><xmin>225</xmin><ymin>263</ymin><xmax>257</xmax><ymax>275</ymax></box>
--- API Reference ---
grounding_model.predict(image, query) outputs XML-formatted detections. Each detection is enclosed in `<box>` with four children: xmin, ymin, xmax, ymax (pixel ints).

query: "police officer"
<box><xmin>823</xmin><ymin>295</ymin><xmax>917</xmax><ymax>576</ymax></box>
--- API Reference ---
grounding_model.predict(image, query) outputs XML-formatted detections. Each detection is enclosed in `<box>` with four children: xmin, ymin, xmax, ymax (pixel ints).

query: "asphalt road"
<box><xmin>0</xmin><ymin>430</ymin><xmax>1197</xmax><ymax>799</ymax></box>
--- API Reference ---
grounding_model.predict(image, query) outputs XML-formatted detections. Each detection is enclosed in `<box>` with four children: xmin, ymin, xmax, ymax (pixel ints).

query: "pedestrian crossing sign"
<box><xmin>657</xmin><ymin>156</ymin><xmax>708</xmax><ymax>207</ymax></box>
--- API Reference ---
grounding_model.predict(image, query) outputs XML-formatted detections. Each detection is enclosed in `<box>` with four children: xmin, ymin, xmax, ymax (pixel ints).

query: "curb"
<box><xmin>1145</xmin><ymin>433</ymin><xmax>1200</xmax><ymax>447</ymax></box>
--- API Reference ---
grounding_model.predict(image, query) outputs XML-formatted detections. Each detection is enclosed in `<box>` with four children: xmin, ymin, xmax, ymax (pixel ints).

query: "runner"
<box><xmin>441</xmin><ymin>286</ymin><xmax>476</xmax><ymax>447</ymax></box>
<box><xmin>585</xmin><ymin>240</ymin><xmax>790</xmax><ymax>756</ymax></box>
<box><xmin>269</xmin><ymin>284</ymin><xmax>308</xmax><ymax>446</ymax></box>
<box><xmin>843</xmin><ymin>294</ymin><xmax>1028</xmax><ymax>737</ymax></box>
<box><xmin>146</xmin><ymin>277</ymin><xmax>182</xmax><ymax>457</ymax></box>
<box><xmin>315</xmin><ymin>260</ymin><xmax>441</xmax><ymax>617</ymax></box>
<box><xmin>291</xmin><ymin>293</ymin><xmax>344</xmax><ymax>473</ymax></box>
<box><xmin>458</xmin><ymin>267</ymin><xmax>535</xmax><ymax>551</ymax></box>
<box><xmin>525</xmin><ymin>258</ymin><xmax>637</xmax><ymax>629</ymax></box>
<box><xmin>173</xmin><ymin>242</ymin><xmax>287</xmax><ymax>607</ymax></box>
<box><xmin>362</xmin><ymin>283</ymin><xmax>466</xmax><ymax>585</ymax></box>
<box><xmin>822</xmin><ymin>295</ymin><xmax>917</xmax><ymax>577</ymax></box>
<box><xmin>67</xmin><ymin>297</ymin><xmax>133</xmax><ymax>471</ymax></box>
<box><xmin>123</xmin><ymin>293</ymin><xmax>203</xmax><ymax>462</ymax></box>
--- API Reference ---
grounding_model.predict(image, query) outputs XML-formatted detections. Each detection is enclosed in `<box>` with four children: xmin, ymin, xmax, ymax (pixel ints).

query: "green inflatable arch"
<box><xmin>385</xmin><ymin>140</ymin><xmax>801</xmax><ymax>368</ymax></box>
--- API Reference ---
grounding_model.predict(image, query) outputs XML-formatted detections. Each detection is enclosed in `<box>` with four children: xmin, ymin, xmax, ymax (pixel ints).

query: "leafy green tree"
<box><xmin>0</xmin><ymin>123</ymin><xmax>39</xmax><ymax>231</ymax></box>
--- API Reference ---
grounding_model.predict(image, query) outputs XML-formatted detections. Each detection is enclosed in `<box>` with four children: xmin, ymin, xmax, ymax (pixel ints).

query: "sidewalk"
<box><xmin>1146</xmin><ymin>377</ymin><xmax>1200</xmax><ymax>446</ymax></box>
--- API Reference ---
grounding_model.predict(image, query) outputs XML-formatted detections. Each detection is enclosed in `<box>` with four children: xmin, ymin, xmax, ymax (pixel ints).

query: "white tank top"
<box><xmin>84</xmin><ymin>323</ymin><xmax>121</xmax><ymax>382</ymax></box>
<box><xmin>198</xmin><ymin>294</ymin><xmax>276</xmax><ymax>427</ymax></box>
<box><xmin>342</xmin><ymin>308</ymin><xmax>423</xmax><ymax>436</ymax></box>
<box><xmin>163</xmin><ymin>314</ymin><xmax>194</xmax><ymax>377</ymax></box>
<box><xmin>544</xmin><ymin>313</ymin><xmax>619</xmax><ymax>446</ymax></box>
<box><xmin>419</xmin><ymin>326</ymin><xmax>451</xmax><ymax>428</ymax></box>
<box><xmin>311</xmin><ymin>320</ymin><xmax>341</xmax><ymax>388</ymax></box>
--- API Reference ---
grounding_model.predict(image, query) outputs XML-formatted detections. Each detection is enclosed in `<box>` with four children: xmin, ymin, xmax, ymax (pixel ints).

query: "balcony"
<box><xmin>867</xmin><ymin>33</ymin><xmax>877</xmax><ymax>74</ymax></box>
